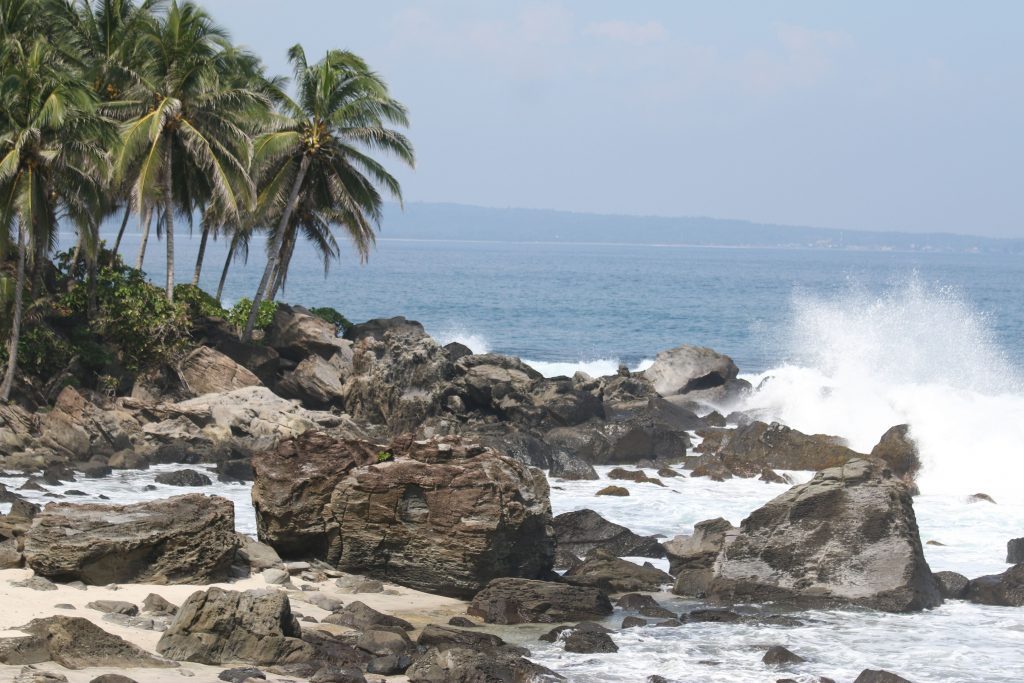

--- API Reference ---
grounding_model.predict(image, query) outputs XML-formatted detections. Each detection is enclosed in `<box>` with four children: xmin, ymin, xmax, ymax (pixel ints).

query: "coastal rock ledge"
<box><xmin>707</xmin><ymin>458</ymin><xmax>942</xmax><ymax>612</ymax></box>
<box><xmin>253</xmin><ymin>433</ymin><xmax>556</xmax><ymax>598</ymax></box>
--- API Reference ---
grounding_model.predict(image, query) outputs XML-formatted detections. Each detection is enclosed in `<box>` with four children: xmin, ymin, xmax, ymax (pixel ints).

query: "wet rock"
<box><xmin>758</xmin><ymin>468</ymin><xmax>791</xmax><ymax>484</ymax></box>
<box><xmin>595</xmin><ymin>485</ymin><xmax>629</xmax><ymax>497</ymax></box>
<box><xmin>156</xmin><ymin>587</ymin><xmax>313</xmax><ymax>665</ymax></box>
<box><xmin>616</xmin><ymin>594</ymin><xmax>676</xmax><ymax>619</ymax></box>
<box><xmin>965</xmin><ymin>563</ymin><xmax>1024</xmax><ymax>607</ymax></box>
<box><xmin>644</xmin><ymin>345</ymin><xmax>739</xmax><ymax>397</ymax></box>
<box><xmin>554</xmin><ymin>509</ymin><xmax>665</xmax><ymax>559</ymax></box>
<box><xmin>563</xmin><ymin>551</ymin><xmax>674</xmax><ymax>592</ymax></box>
<box><xmin>762</xmin><ymin>645</ymin><xmax>806</xmax><ymax>665</ymax></box>
<box><xmin>153</xmin><ymin>469</ymin><xmax>212</xmax><ymax>487</ymax></box>
<box><xmin>467</xmin><ymin>577</ymin><xmax>613</xmax><ymax>624</ymax></box>
<box><xmin>707</xmin><ymin>459</ymin><xmax>942</xmax><ymax>612</ymax></box>
<box><xmin>86</xmin><ymin>600</ymin><xmax>139</xmax><ymax>616</ymax></box>
<box><xmin>968</xmin><ymin>493</ymin><xmax>996</xmax><ymax>504</ymax></box>
<box><xmin>79</xmin><ymin>462</ymin><xmax>113</xmax><ymax>478</ymax></box>
<box><xmin>933</xmin><ymin>571</ymin><xmax>969</xmax><ymax>600</ymax></box>
<box><xmin>321</xmin><ymin>601</ymin><xmax>413</xmax><ymax>631</ymax></box>
<box><xmin>1009</xmin><ymin>537</ymin><xmax>1024</xmax><ymax>564</ymax></box>
<box><xmin>869</xmin><ymin>424</ymin><xmax>921</xmax><ymax>482</ymax></box>
<box><xmin>25</xmin><ymin>494</ymin><xmax>238</xmax><ymax>585</ymax></box>
<box><xmin>215</xmin><ymin>458</ymin><xmax>254</xmax><ymax>483</ymax></box>
<box><xmin>853</xmin><ymin>671</ymin><xmax>915</xmax><ymax>683</ymax></box>
<box><xmin>607</xmin><ymin>467</ymin><xmax>664</xmax><ymax>485</ymax></box>
<box><xmin>701</xmin><ymin>421</ymin><xmax>862</xmax><ymax>473</ymax></box>
<box><xmin>622</xmin><ymin>616</ymin><xmax>647</xmax><ymax>628</ymax></box>
<box><xmin>0</xmin><ymin>616</ymin><xmax>174</xmax><ymax>668</ymax></box>
<box><xmin>561</xmin><ymin>625</ymin><xmax>618</xmax><ymax>654</ymax></box>
<box><xmin>325</xmin><ymin>435</ymin><xmax>555</xmax><ymax>598</ymax></box>
<box><xmin>665</xmin><ymin>517</ymin><xmax>737</xmax><ymax>597</ymax></box>
<box><xmin>548</xmin><ymin>450</ymin><xmax>599</xmax><ymax>480</ymax></box>
<box><xmin>406</xmin><ymin>645</ymin><xmax>560</xmax><ymax>683</ymax></box>
<box><xmin>657</xmin><ymin>466</ymin><xmax>681</xmax><ymax>477</ymax></box>
<box><xmin>679</xmin><ymin>608</ymin><xmax>744</xmax><ymax>624</ymax></box>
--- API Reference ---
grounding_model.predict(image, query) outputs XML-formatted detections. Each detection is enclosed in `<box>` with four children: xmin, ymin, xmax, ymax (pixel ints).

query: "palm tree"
<box><xmin>112</xmin><ymin>0</ymin><xmax>262</xmax><ymax>301</ymax></box>
<box><xmin>0</xmin><ymin>35</ymin><xmax>112</xmax><ymax>399</ymax></box>
<box><xmin>241</xmin><ymin>45</ymin><xmax>413</xmax><ymax>341</ymax></box>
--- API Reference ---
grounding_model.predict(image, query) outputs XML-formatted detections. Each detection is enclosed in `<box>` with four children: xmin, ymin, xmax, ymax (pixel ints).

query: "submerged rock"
<box><xmin>707</xmin><ymin>459</ymin><xmax>942</xmax><ymax>612</ymax></box>
<box><xmin>24</xmin><ymin>494</ymin><xmax>238</xmax><ymax>584</ymax></box>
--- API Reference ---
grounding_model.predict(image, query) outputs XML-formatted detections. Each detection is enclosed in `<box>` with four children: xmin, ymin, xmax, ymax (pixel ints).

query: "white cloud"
<box><xmin>585</xmin><ymin>20</ymin><xmax>667</xmax><ymax>45</ymax></box>
<box><xmin>738</xmin><ymin>23</ymin><xmax>851</xmax><ymax>94</ymax></box>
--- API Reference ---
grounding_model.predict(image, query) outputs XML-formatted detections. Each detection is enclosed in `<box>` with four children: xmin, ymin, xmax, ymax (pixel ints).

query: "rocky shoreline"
<box><xmin>1</xmin><ymin>306</ymin><xmax>1021</xmax><ymax>682</ymax></box>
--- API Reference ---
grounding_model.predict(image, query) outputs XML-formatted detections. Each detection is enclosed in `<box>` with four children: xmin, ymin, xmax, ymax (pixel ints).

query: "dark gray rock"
<box><xmin>853</xmin><ymin>671</ymin><xmax>915</xmax><ymax>683</ymax></box>
<box><xmin>554</xmin><ymin>509</ymin><xmax>665</xmax><ymax>559</ymax></box>
<box><xmin>0</xmin><ymin>616</ymin><xmax>174</xmax><ymax>669</ymax></box>
<box><xmin>933</xmin><ymin>571</ymin><xmax>969</xmax><ymax>600</ymax></box>
<box><xmin>321</xmin><ymin>601</ymin><xmax>413</xmax><ymax>631</ymax></box>
<box><xmin>562</xmin><ymin>551</ymin><xmax>673</xmax><ymax>593</ymax></box>
<box><xmin>153</xmin><ymin>469</ymin><xmax>212</xmax><ymax>487</ymax></box>
<box><xmin>1008</xmin><ymin>537</ymin><xmax>1024</xmax><ymax>564</ymax></box>
<box><xmin>665</xmin><ymin>517</ymin><xmax>736</xmax><ymax>597</ymax></box>
<box><xmin>965</xmin><ymin>563</ymin><xmax>1024</xmax><ymax>607</ymax></box>
<box><xmin>762</xmin><ymin>645</ymin><xmax>806</xmax><ymax>666</ymax></box>
<box><xmin>218</xmin><ymin>668</ymin><xmax>266</xmax><ymax>683</ymax></box>
<box><xmin>549</xmin><ymin>450</ymin><xmax>599</xmax><ymax>480</ymax></box>
<box><xmin>467</xmin><ymin>578</ymin><xmax>612</xmax><ymax>624</ymax></box>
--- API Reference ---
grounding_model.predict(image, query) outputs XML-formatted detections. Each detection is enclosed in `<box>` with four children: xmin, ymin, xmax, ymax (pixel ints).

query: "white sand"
<box><xmin>0</xmin><ymin>568</ymin><xmax>467</xmax><ymax>683</ymax></box>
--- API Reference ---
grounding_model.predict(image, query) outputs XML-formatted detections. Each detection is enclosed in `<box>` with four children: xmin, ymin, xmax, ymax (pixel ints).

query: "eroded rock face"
<box><xmin>0</xmin><ymin>616</ymin><xmax>174</xmax><ymax>669</ymax></box>
<box><xmin>707</xmin><ymin>459</ymin><xmax>942</xmax><ymax>612</ymax></box>
<box><xmin>251</xmin><ymin>431</ymin><xmax>380</xmax><ymax>559</ymax></box>
<box><xmin>156</xmin><ymin>588</ymin><xmax>312</xmax><ymax>665</ymax></box>
<box><xmin>553</xmin><ymin>509</ymin><xmax>664</xmax><ymax>558</ymax></box>
<box><xmin>328</xmin><ymin>436</ymin><xmax>555</xmax><ymax>598</ymax></box>
<box><xmin>24</xmin><ymin>494</ymin><xmax>238</xmax><ymax>584</ymax></box>
<box><xmin>643</xmin><ymin>345</ymin><xmax>739</xmax><ymax>397</ymax></box>
<box><xmin>467</xmin><ymin>578</ymin><xmax>613</xmax><ymax>624</ymax></box>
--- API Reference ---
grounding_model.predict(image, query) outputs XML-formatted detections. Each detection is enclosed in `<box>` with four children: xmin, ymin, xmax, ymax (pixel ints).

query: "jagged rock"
<box><xmin>468</xmin><ymin>427</ymin><xmax>552</xmax><ymax>469</ymax></box>
<box><xmin>406</xmin><ymin>646</ymin><xmax>561</xmax><ymax>683</ymax></box>
<box><xmin>154</xmin><ymin>469</ymin><xmax>212</xmax><ymax>487</ymax></box>
<box><xmin>933</xmin><ymin>571</ymin><xmax>969</xmax><ymax>600</ymax></box>
<box><xmin>965</xmin><ymin>563</ymin><xmax>1024</xmax><ymax>607</ymax></box>
<box><xmin>553</xmin><ymin>547</ymin><xmax>582</xmax><ymax>571</ymax></box>
<box><xmin>455</xmin><ymin>355</ymin><xmax>542</xmax><ymax>418</ymax></box>
<box><xmin>251</xmin><ymin>431</ymin><xmax>380</xmax><ymax>558</ymax></box>
<box><xmin>0</xmin><ymin>616</ymin><xmax>174</xmax><ymax>669</ymax></box>
<box><xmin>215</xmin><ymin>458</ymin><xmax>254</xmax><ymax>482</ymax></box>
<box><xmin>644</xmin><ymin>345</ymin><xmax>739</xmax><ymax>396</ymax></box>
<box><xmin>707</xmin><ymin>459</ymin><xmax>942</xmax><ymax>612</ymax></box>
<box><xmin>266</xmin><ymin>305</ymin><xmax>350</xmax><ymax>361</ymax></box>
<box><xmin>156</xmin><ymin>587</ymin><xmax>313</xmax><ymax>665</ymax></box>
<box><xmin>562</xmin><ymin>551</ymin><xmax>673</xmax><ymax>592</ymax></box>
<box><xmin>548</xmin><ymin>450</ymin><xmax>599</xmax><ymax>480</ymax></box>
<box><xmin>277</xmin><ymin>354</ymin><xmax>351</xmax><ymax>409</ymax></box>
<box><xmin>554</xmin><ymin>509</ymin><xmax>665</xmax><ymax>558</ymax></box>
<box><xmin>177</xmin><ymin>346</ymin><xmax>262</xmax><ymax>397</ymax></box>
<box><xmin>595</xmin><ymin>485</ymin><xmax>629</xmax><ymax>496</ymax></box>
<box><xmin>607</xmin><ymin>467</ymin><xmax>663</xmax><ymax>485</ymax></box>
<box><xmin>665</xmin><ymin>518</ymin><xmax>737</xmax><ymax>597</ymax></box>
<box><xmin>322</xmin><ymin>601</ymin><xmax>413</xmax><ymax>631</ymax></box>
<box><xmin>701</xmin><ymin>421</ymin><xmax>862</xmax><ymax>473</ymax></box>
<box><xmin>870</xmin><ymin>424</ymin><xmax>921</xmax><ymax>481</ymax></box>
<box><xmin>854</xmin><ymin>671</ymin><xmax>915</xmax><ymax>683</ymax></box>
<box><xmin>467</xmin><ymin>578</ymin><xmax>612</xmax><ymax>624</ymax></box>
<box><xmin>762</xmin><ymin>645</ymin><xmax>805</xmax><ymax>665</ymax></box>
<box><xmin>1007</xmin><ymin>537</ymin><xmax>1024</xmax><ymax>564</ymax></box>
<box><xmin>325</xmin><ymin>435</ymin><xmax>555</xmax><ymax>598</ymax></box>
<box><xmin>24</xmin><ymin>494</ymin><xmax>238</xmax><ymax>584</ymax></box>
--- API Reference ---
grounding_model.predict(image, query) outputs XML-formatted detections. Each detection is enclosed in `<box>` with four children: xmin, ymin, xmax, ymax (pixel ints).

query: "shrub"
<box><xmin>309</xmin><ymin>306</ymin><xmax>352</xmax><ymax>334</ymax></box>
<box><xmin>174</xmin><ymin>284</ymin><xmax>225</xmax><ymax>320</ymax></box>
<box><xmin>377</xmin><ymin>451</ymin><xmax>394</xmax><ymax>463</ymax></box>
<box><xmin>226</xmin><ymin>298</ymin><xmax>278</xmax><ymax>333</ymax></box>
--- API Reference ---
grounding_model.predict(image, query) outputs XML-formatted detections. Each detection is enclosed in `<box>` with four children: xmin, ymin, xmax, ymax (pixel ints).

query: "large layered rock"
<box><xmin>328</xmin><ymin>436</ymin><xmax>555</xmax><ymax>598</ymax></box>
<box><xmin>467</xmin><ymin>578</ymin><xmax>613</xmax><ymax>624</ymax></box>
<box><xmin>0</xmin><ymin>616</ymin><xmax>174</xmax><ymax>669</ymax></box>
<box><xmin>553</xmin><ymin>509</ymin><xmax>664</xmax><ymax>558</ymax></box>
<box><xmin>643</xmin><ymin>345</ymin><xmax>739</xmax><ymax>396</ymax></box>
<box><xmin>869</xmin><ymin>424</ymin><xmax>921</xmax><ymax>482</ymax></box>
<box><xmin>38</xmin><ymin>387</ymin><xmax>141</xmax><ymax>460</ymax></box>
<box><xmin>265</xmin><ymin>305</ymin><xmax>350</xmax><ymax>362</ymax></box>
<box><xmin>276</xmin><ymin>354</ymin><xmax>351</xmax><ymax>409</ymax></box>
<box><xmin>176</xmin><ymin>346</ymin><xmax>262</xmax><ymax>397</ymax></box>
<box><xmin>156</xmin><ymin>588</ymin><xmax>313</xmax><ymax>665</ymax></box>
<box><xmin>251</xmin><ymin>431</ymin><xmax>381</xmax><ymax>558</ymax></box>
<box><xmin>707</xmin><ymin>459</ymin><xmax>942</xmax><ymax>612</ymax></box>
<box><xmin>964</xmin><ymin>563</ymin><xmax>1024</xmax><ymax>607</ymax></box>
<box><xmin>24</xmin><ymin>494</ymin><xmax>238</xmax><ymax>584</ymax></box>
<box><xmin>700</xmin><ymin>421</ymin><xmax>862</xmax><ymax>473</ymax></box>
<box><xmin>665</xmin><ymin>517</ymin><xmax>737</xmax><ymax>597</ymax></box>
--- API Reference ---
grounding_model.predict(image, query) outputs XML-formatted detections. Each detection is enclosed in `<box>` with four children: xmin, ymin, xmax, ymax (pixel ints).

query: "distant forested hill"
<box><xmin>380</xmin><ymin>202</ymin><xmax>1023</xmax><ymax>253</ymax></box>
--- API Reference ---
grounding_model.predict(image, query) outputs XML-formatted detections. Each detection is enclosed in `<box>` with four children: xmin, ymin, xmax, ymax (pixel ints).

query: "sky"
<box><xmin>199</xmin><ymin>1</ymin><xmax>1024</xmax><ymax>238</ymax></box>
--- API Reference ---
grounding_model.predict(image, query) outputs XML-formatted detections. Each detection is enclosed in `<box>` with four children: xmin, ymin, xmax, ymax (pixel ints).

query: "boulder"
<box><xmin>176</xmin><ymin>346</ymin><xmax>262</xmax><ymax>397</ymax></box>
<box><xmin>416</xmin><ymin>624</ymin><xmax>521</xmax><ymax>654</ymax></box>
<box><xmin>24</xmin><ymin>494</ymin><xmax>238</xmax><ymax>584</ymax></box>
<box><xmin>869</xmin><ymin>424</ymin><xmax>921</xmax><ymax>482</ymax></box>
<box><xmin>553</xmin><ymin>509</ymin><xmax>665</xmax><ymax>558</ymax></box>
<box><xmin>86</xmin><ymin>600</ymin><xmax>139</xmax><ymax>616</ymax></box>
<box><xmin>237</xmin><ymin>535</ymin><xmax>284</xmax><ymax>571</ymax></box>
<box><xmin>0</xmin><ymin>538</ymin><xmax>22</xmax><ymax>568</ymax></box>
<box><xmin>548</xmin><ymin>450</ymin><xmax>599</xmax><ymax>480</ymax></box>
<box><xmin>643</xmin><ymin>345</ymin><xmax>739</xmax><ymax>396</ymax></box>
<box><xmin>344</xmin><ymin>316</ymin><xmax>426</xmax><ymax>343</ymax></box>
<box><xmin>707</xmin><ymin>459</ymin><xmax>942</xmax><ymax>612</ymax></box>
<box><xmin>543</xmin><ymin>425</ymin><xmax>611</xmax><ymax>466</ymax></box>
<box><xmin>562</xmin><ymin>551</ymin><xmax>673</xmax><ymax>592</ymax></box>
<box><xmin>1007</xmin><ymin>537</ymin><xmax>1024</xmax><ymax>564</ymax></box>
<box><xmin>702</xmin><ymin>421</ymin><xmax>862</xmax><ymax>473</ymax></box>
<box><xmin>406</xmin><ymin>646</ymin><xmax>560</xmax><ymax>683</ymax></box>
<box><xmin>0</xmin><ymin>616</ymin><xmax>174</xmax><ymax>669</ymax></box>
<box><xmin>322</xmin><ymin>601</ymin><xmax>413</xmax><ymax>632</ymax></box>
<box><xmin>762</xmin><ymin>645</ymin><xmax>805</xmax><ymax>665</ymax></box>
<box><xmin>561</xmin><ymin>624</ymin><xmax>617</xmax><ymax>654</ymax></box>
<box><xmin>467</xmin><ymin>578</ymin><xmax>613</xmax><ymax>624</ymax></box>
<box><xmin>965</xmin><ymin>563</ymin><xmax>1024</xmax><ymax>607</ymax></box>
<box><xmin>933</xmin><ymin>571</ymin><xmax>969</xmax><ymax>600</ymax></box>
<box><xmin>277</xmin><ymin>354</ymin><xmax>351</xmax><ymax>409</ymax></box>
<box><xmin>154</xmin><ymin>469</ymin><xmax>212</xmax><ymax>487</ymax></box>
<box><xmin>665</xmin><ymin>517</ymin><xmax>737</xmax><ymax>597</ymax></box>
<box><xmin>156</xmin><ymin>587</ymin><xmax>313</xmax><ymax>665</ymax></box>
<box><xmin>595</xmin><ymin>485</ymin><xmax>629</xmax><ymax>497</ymax></box>
<box><xmin>327</xmin><ymin>436</ymin><xmax>555</xmax><ymax>598</ymax></box>
<box><xmin>266</xmin><ymin>305</ymin><xmax>350</xmax><ymax>361</ymax></box>
<box><xmin>251</xmin><ymin>432</ymin><xmax>380</xmax><ymax>558</ymax></box>
<box><xmin>853</xmin><ymin>671</ymin><xmax>915</xmax><ymax>683</ymax></box>
<box><xmin>43</xmin><ymin>387</ymin><xmax>141</xmax><ymax>458</ymax></box>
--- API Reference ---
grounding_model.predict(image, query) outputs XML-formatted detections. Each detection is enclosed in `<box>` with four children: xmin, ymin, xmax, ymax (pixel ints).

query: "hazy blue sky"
<box><xmin>201</xmin><ymin>1</ymin><xmax>1023</xmax><ymax>237</ymax></box>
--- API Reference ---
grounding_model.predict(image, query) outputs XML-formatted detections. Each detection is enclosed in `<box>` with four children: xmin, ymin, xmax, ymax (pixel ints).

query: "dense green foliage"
<box><xmin>0</xmin><ymin>0</ymin><xmax>411</xmax><ymax>399</ymax></box>
<box><xmin>226</xmin><ymin>297</ymin><xmax>277</xmax><ymax>333</ymax></box>
<box><xmin>310</xmin><ymin>306</ymin><xmax>352</xmax><ymax>333</ymax></box>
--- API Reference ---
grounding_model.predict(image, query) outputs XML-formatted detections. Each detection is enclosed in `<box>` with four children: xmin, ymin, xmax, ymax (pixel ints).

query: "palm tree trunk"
<box><xmin>216</xmin><ymin>233</ymin><xmax>238</xmax><ymax>303</ymax></box>
<box><xmin>163</xmin><ymin>146</ymin><xmax>175</xmax><ymax>302</ymax></box>
<box><xmin>192</xmin><ymin>222</ymin><xmax>210</xmax><ymax>286</ymax></box>
<box><xmin>111</xmin><ymin>203</ymin><xmax>132</xmax><ymax>259</ymax></box>
<box><xmin>30</xmin><ymin>229</ymin><xmax>46</xmax><ymax>297</ymax></box>
<box><xmin>135</xmin><ymin>207</ymin><xmax>153</xmax><ymax>270</ymax></box>
<box><xmin>68</xmin><ymin>233</ymin><xmax>83</xmax><ymax>279</ymax></box>
<box><xmin>1</xmin><ymin>220</ymin><xmax>28</xmax><ymax>401</ymax></box>
<box><xmin>242</xmin><ymin>154</ymin><xmax>310</xmax><ymax>342</ymax></box>
<box><xmin>267</xmin><ymin>228</ymin><xmax>296</xmax><ymax>302</ymax></box>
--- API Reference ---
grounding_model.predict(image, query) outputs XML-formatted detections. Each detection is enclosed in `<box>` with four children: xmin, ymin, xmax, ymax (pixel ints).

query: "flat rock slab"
<box><xmin>0</xmin><ymin>616</ymin><xmax>176</xmax><ymax>669</ymax></box>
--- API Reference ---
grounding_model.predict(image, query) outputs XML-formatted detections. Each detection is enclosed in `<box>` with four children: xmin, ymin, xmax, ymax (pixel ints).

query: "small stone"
<box><xmin>447</xmin><ymin>616</ymin><xmax>477</xmax><ymax>627</ymax></box>
<box><xmin>86</xmin><ymin>600</ymin><xmax>139</xmax><ymax>616</ymax></box>
<box><xmin>762</xmin><ymin>645</ymin><xmax>806</xmax><ymax>666</ymax></box>
<box><xmin>55</xmin><ymin>604</ymin><xmax>75</xmax><ymax>610</ymax></box>
<box><xmin>926</xmin><ymin>540</ymin><xmax>946</xmax><ymax>546</ymax></box>
<box><xmin>304</xmin><ymin>592</ymin><xmax>344</xmax><ymax>612</ymax></box>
